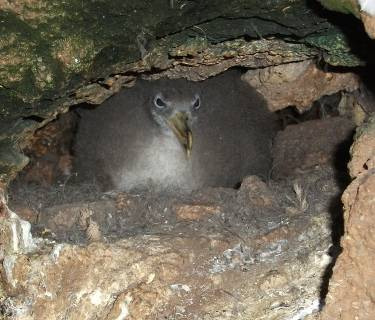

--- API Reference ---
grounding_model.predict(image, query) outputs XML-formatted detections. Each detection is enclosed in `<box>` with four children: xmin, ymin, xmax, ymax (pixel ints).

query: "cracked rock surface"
<box><xmin>320</xmin><ymin>115</ymin><xmax>375</xmax><ymax>320</ymax></box>
<box><xmin>3</xmin><ymin>162</ymin><xmax>343</xmax><ymax>319</ymax></box>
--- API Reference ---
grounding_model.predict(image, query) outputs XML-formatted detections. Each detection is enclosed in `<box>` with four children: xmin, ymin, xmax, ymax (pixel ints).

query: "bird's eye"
<box><xmin>193</xmin><ymin>95</ymin><xmax>200</xmax><ymax>110</ymax></box>
<box><xmin>154</xmin><ymin>95</ymin><xmax>167</xmax><ymax>109</ymax></box>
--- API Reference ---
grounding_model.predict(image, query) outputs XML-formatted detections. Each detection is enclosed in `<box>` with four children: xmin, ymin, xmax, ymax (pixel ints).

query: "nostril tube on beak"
<box><xmin>167</xmin><ymin>111</ymin><xmax>193</xmax><ymax>157</ymax></box>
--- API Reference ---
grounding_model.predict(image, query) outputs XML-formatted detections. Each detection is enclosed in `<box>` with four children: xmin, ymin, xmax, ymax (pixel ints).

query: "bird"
<box><xmin>73</xmin><ymin>70</ymin><xmax>277</xmax><ymax>193</ymax></box>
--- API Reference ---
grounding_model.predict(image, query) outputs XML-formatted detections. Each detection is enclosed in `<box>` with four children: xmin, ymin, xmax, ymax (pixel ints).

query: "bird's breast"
<box><xmin>113</xmin><ymin>133</ymin><xmax>195</xmax><ymax>192</ymax></box>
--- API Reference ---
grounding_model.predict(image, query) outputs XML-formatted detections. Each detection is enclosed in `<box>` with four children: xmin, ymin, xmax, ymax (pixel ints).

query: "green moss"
<box><xmin>0</xmin><ymin>0</ymin><xmax>366</xmax><ymax>107</ymax></box>
<box><xmin>305</xmin><ymin>32</ymin><xmax>364</xmax><ymax>66</ymax></box>
<box><xmin>51</xmin><ymin>35</ymin><xmax>97</xmax><ymax>74</ymax></box>
<box><xmin>0</xmin><ymin>90</ymin><xmax>32</xmax><ymax>120</ymax></box>
<box><xmin>317</xmin><ymin>0</ymin><xmax>360</xmax><ymax>18</ymax></box>
<box><xmin>0</xmin><ymin>11</ymin><xmax>65</xmax><ymax>102</ymax></box>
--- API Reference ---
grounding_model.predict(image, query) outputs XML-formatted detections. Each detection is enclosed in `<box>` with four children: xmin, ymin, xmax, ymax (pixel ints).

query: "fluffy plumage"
<box><xmin>74</xmin><ymin>70</ymin><xmax>277</xmax><ymax>192</ymax></box>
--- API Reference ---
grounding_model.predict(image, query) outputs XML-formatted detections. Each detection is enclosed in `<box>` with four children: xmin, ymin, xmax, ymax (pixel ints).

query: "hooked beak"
<box><xmin>167</xmin><ymin>112</ymin><xmax>193</xmax><ymax>157</ymax></box>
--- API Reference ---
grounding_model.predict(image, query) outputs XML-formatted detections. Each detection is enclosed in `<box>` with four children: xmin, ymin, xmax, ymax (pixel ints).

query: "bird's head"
<box><xmin>150</xmin><ymin>90</ymin><xmax>201</xmax><ymax>157</ymax></box>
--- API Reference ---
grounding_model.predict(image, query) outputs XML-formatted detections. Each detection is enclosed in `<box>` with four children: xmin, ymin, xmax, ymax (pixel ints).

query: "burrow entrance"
<box><xmin>5</xmin><ymin>65</ymin><xmax>371</xmax><ymax>318</ymax></box>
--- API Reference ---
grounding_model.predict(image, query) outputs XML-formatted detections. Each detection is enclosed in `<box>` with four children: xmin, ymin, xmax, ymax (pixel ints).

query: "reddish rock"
<box><xmin>361</xmin><ymin>11</ymin><xmax>375</xmax><ymax>39</ymax></box>
<box><xmin>321</xmin><ymin>115</ymin><xmax>375</xmax><ymax>320</ymax></box>
<box><xmin>272</xmin><ymin>117</ymin><xmax>355</xmax><ymax>178</ymax></box>
<box><xmin>21</xmin><ymin>113</ymin><xmax>76</xmax><ymax>186</ymax></box>
<box><xmin>174</xmin><ymin>204</ymin><xmax>221</xmax><ymax>221</ymax></box>
<box><xmin>9</xmin><ymin>206</ymin><xmax>38</xmax><ymax>224</ymax></box>
<box><xmin>348</xmin><ymin>116</ymin><xmax>375</xmax><ymax>177</ymax></box>
<box><xmin>242</xmin><ymin>60</ymin><xmax>359</xmax><ymax>112</ymax></box>
<box><xmin>1</xmin><ymin>215</ymin><xmax>331</xmax><ymax>319</ymax></box>
<box><xmin>238</xmin><ymin>175</ymin><xmax>278</xmax><ymax>208</ymax></box>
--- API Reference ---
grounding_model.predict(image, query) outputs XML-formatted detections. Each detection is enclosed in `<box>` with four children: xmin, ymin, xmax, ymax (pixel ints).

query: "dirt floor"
<box><xmin>8</xmin><ymin>159</ymin><xmax>346</xmax><ymax>246</ymax></box>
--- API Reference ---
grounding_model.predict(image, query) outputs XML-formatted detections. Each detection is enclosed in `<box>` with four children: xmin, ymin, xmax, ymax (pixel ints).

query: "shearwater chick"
<box><xmin>74</xmin><ymin>70</ymin><xmax>277</xmax><ymax>192</ymax></box>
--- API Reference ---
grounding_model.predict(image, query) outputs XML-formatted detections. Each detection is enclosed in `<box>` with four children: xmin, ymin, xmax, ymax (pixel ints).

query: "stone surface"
<box><xmin>144</xmin><ymin>39</ymin><xmax>318</xmax><ymax>82</ymax></box>
<box><xmin>242</xmin><ymin>60</ymin><xmax>359</xmax><ymax>112</ymax></box>
<box><xmin>2</xmin><ymin>212</ymin><xmax>331</xmax><ymax>320</ymax></box>
<box><xmin>19</xmin><ymin>113</ymin><xmax>77</xmax><ymax>186</ymax></box>
<box><xmin>0</xmin><ymin>190</ymin><xmax>35</xmax><ymax>261</ymax></box>
<box><xmin>237</xmin><ymin>176</ymin><xmax>278</xmax><ymax>208</ymax></box>
<box><xmin>348</xmin><ymin>115</ymin><xmax>375</xmax><ymax>178</ymax></box>
<box><xmin>361</xmin><ymin>11</ymin><xmax>375</xmax><ymax>39</ymax></box>
<box><xmin>320</xmin><ymin>114</ymin><xmax>375</xmax><ymax>320</ymax></box>
<box><xmin>174</xmin><ymin>204</ymin><xmax>221</xmax><ymax>221</ymax></box>
<box><xmin>272</xmin><ymin>117</ymin><xmax>355</xmax><ymax>178</ymax></box>
<box><xmin>2</xmin><ymin>165</ymin><xmax>345</xmax><ymax>319</ymax></box>
<box><xmin>2</xmin><ymin>227</ymin><xmax>329</xmax><ymax>320</ymax></box>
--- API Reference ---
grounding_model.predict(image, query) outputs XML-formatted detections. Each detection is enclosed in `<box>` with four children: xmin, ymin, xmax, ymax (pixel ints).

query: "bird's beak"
<box><xmin>167</xmin><ymin>112</ymin><xmax>193</xmax><ymax>157</ymax></box>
